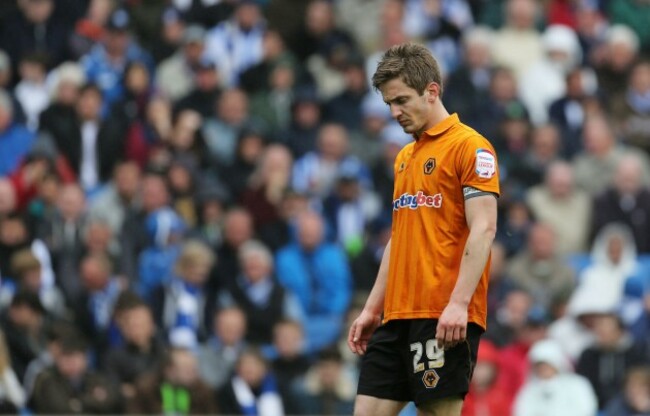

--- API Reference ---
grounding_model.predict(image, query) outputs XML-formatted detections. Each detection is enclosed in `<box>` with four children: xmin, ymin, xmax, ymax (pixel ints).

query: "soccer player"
<box><xmin>348</xmin><ymin>43</ymin><xmax>500</xmax><ymax>416</ymax></box>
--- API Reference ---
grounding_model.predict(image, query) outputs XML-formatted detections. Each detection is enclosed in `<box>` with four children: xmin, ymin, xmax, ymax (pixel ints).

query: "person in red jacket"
<box><xmin>462</xmin><ymin>340</ymin><xmax>512</xmax><ymax>416</ymax></box>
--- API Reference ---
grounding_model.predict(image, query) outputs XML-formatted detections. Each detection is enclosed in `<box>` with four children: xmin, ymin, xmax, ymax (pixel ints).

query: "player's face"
<box><xmin>380</xmin><ymin>77</ymin><xmax>434</xmax><ymax>136</ymax></box>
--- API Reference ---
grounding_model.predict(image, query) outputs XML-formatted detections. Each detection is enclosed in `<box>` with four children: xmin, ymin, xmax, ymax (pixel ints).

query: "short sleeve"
<box><xmin>456</xmin><ymin>135</ymin><xmax>500</xmax><ymax>196</ymax></box>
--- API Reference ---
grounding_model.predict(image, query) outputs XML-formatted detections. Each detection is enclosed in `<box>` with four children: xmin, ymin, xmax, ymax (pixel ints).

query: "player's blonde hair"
<box><xmin>372</xmin><ymin>42</ymin><xmax>444</xmax><ymax>96</ymax></box>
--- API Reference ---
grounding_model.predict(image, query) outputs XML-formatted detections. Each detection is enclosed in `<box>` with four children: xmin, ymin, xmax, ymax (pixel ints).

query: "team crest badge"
<box><xmin>423</xmin><ymin>158</ymin><xmax>436</xmax><ymax>175</ymax></box>
<box><xmin>398</xmin><ymin>162</ymin><xmax>406</xmax><ymax>172</ymax></box>
<box><xmin>422</xmin><ymin>369</ymin><xmax>440</xmax><ymax>389</ymax></box>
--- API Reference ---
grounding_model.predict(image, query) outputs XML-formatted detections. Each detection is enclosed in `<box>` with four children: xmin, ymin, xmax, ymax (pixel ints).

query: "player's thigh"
<box><xmin>354</xmin><ymin>394</ymin><xmax>408</xmax><ymax>416</ymax></box>
<box><xmin>406</xmin><ymin>320</ymin><xmax>482</xmax><ymax>407</ymax></box>
<box><xmin>416</xmin><ymin>396</ymin><xmax>463</xmax><ymax>416</ymax></box>
<box><xmin>357</xmin><ymin>321</ymin><xmax>411</xmax><ymax>403</ymax></box>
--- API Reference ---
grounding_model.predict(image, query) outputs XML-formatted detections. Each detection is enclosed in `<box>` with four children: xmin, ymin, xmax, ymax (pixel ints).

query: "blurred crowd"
<box><xmin>0</xmin><ymin>0</ymin><xmax>649</xmax><ymax>414</ymax></box>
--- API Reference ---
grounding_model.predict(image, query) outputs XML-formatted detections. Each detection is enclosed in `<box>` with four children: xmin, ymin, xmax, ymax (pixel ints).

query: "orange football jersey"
<box><xmin>384</xmin><ymin>113</ymin><xmax>500</xmax><ymax>330</ymax></box>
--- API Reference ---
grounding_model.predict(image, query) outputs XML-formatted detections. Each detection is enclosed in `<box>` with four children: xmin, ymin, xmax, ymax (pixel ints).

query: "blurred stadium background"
<box><xmin>0</xmin><ymin>0</ymin><xmax>649</xmax><ymax>415</ymax></box>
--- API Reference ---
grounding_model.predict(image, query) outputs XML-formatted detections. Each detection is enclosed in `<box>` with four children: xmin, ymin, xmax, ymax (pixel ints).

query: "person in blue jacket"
<box><xmin>275</xmin><ymin>209</ymin><xmax>352</xmax><ymax>353</ymax></box>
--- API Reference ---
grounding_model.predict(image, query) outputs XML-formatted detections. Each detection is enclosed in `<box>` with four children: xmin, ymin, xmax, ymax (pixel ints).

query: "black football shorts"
<box><xmin>357</xmin><ymin>319</ymin><xmax>482</xmax><ymax>407</ymax></box>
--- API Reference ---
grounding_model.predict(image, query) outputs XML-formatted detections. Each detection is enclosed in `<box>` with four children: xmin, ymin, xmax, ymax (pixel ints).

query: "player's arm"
<box><xmin>348</xmin><ymin>238</ymin><xmax>391</xmax><ymax>355</ymax></box>
<box><xmin>436</xmin><ymin>194</ymin><xmax>497</xmax><ymax>349</ymax></box>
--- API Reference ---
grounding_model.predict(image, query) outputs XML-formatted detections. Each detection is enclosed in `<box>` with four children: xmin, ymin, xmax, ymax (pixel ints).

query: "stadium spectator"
<box><xmin>519</xmin><ymin>24</ymin><xmax>583</xmax><ymax>125</ymax></box>
<box><xmin>0</xmin><ymin>90</ymin><xmax>35</xmax><ymax>177</ymax></box>
<box><xmin>81</xmin><ymin>8</ymin><xmax>154</xmax><ymax>113</ymax></box>
<box><xmin>204</xmin><ymin>0</ymin><xmax>265</xmax><ymax>88</ymax></box>
<box><xmin>250</xmin><ymin>61</ymin><xmax>296</xmax><ymax>135</ymax></box>
<box><xmin>276</xmin><ymin>210</ymin><xmax>352</xmax><ymax>352</ymax></box>
<box><xmin>21</xmin><ymin>322</ymin><xmax>75</xmax><ymax>401</ymax></box>
<box><xmin>271</xmin><ymin>319</ymin><xmax>311</xmax><ymax>414</ymax></box>
<box><xmin>576</xmin><ymin>223</ymin><xmax>643</xmax><ymax>312</ymax></box>
<box><xmin>14</xmin><ymin>53</ymin><xmax>49</xmax><ymax>131</ymax></box>
<box><xmin>239</xmin><ymin>30</ymin><xmax>300</xmax><ymax>96</ymax></box>
<box><xmin>212</xmin><ymin>240</ymin><xmax>304</xmax><ymax>346</ymax></box>
<box><xmin>470</xmin><ymin>66</ymin><xmax>527</xmax><ymax>148</ymax></box>
<box><xmin>513</xmin><ymin>339</ymin><xmax>597</xmax><ymax>416</ymax></box>
<box><xmin>190</xmin><ymin>182</ymin><xmax>229</xmax><ymax>250</ymax></box>
<box><xmin>608</xmin><ymin>0</ymin><xmax>650</xmax><ymax>51</ymax></box>
<box><xmin>573</xmin><ymin>115</ymin><xmax>650</xmax><ymax>197</ymax></box>
<box><xmin>292</xmin><ymin>123</ymin><xmax>370</xmax><ymax>200</ymax></box>
<box><xmin>350</xmin><ymin>93</ymin><xmax>391</xmax><ymax>166</ymax></box>
<box><xmin>240</xmin><ymin>144</ymin><xmax>293</xmax><ymax>242</ymax></box>
<box><xmin>593</xmin><ymin>25</ymin><xmax>641</xmax><ymax>102</ymax></box>
<box><xmin>291</xmin><ymin>0</ymin><xmax>357</xmax><ymax>65</ymax></box>
<box><xmin>211</xmin><ymin>207</ymin><xmax>255</xmax><ymax>291</ymax></box>
<box><xmin>216</xmin><ymin>347</ymin><xmax>284</xmax><ymax>416</ymax></box>
<box><xmin>526</xmin><ymin>161</ymin><xmax>592</xmax><ymax>255</ymax></box>
<box><xmin>591</xmin><ymin>154</ymin><xmax>650</xmax><ymax>253</ymax></box>
<box><xmin>510</xmin><ymin>123</ymin><xmax>563</xmax><ymax>188</ymax></box>
<box><xmin>548</xmin><ymin>67</ymin><xmax>600</xmax><ymax>158</ymax></box>
<box><xmin>128</xmin><ymin>347</ymin><xmax>217</xmax><ymax>415</ymax></box>
<box><xmin>445</xmin><ymin>26</ymin><xmax>495</xmax><ymax>120</ymax></box>
<box><xmin>38</xmin><ymin>183</ymin><xmax>87</xmax><ymax>301</ymax></box>
<box><xmin>174</xmin><ymin>57</ymin><xmax>221</xmax><ymax>118</ymax></box>
<box><xmin>31</xmin><ymin>335</ymin><xmax>121</xmax><ymax>414</ymax></box>
<box><xmin>485</xmin><ymin>288</ymin><xmax>535</xmax><ymax>348</ymax></box>
<box><xmin>198</xmin><ymin>306</ymin><xmax>248</xmax><ymax>390</ymax></box>
<box><xmin>42</xmin><ymin>83</ymin><xmax>125</xmax><ymax>192</ymax></box>
<box><xmin>38</xmin><ymin>61</ymin><xmax>85</xmax><ymax>142</ymax></box>
<box><xmin>72</xmin><ymin>252</ymin><xmax>124</xmax><ymax>356</ymax></box>
<box><xmin>299</xmin><ymin>0</ymin><xmax>358</xmax><ymax>100</ymax></box>
<box><xmin>2</xmin><ymin>292</ymin><xmax>47</xmax><ymax>384</ymax></box>
<box><xmin>576</xmin><ymin>312</ymin><xmax>648</xmax><ymax>409</ymax></box>
<box><xmin>491</xmin><ymin>0</ymin><xmax>543</xmax><ymax>79</ymax></box>
<box><xmin>88</xmin><ymin>160</ymin><xmax>141</xmax><ymax>239</ymax></box>
<box><xmin>604</xmin><ymin>366</ymin><xmax>650</xmax><ymax>416</ymax></box>
<box><xmin>507</xmin><ymin>222</ymin><xmax>576</xmax><ymax>310</ymax></box>
<box><xmin>109</xmin><ymin>60</ymin><xmax>155</xmax><ymax>150</ymax></box>
<box><xmin>225</xmin><ymin>128</ymin><xmax>267</xmax><ymax>201</ymax></box>
<box><xmin>202</xmin><ymin>88</ymin><xmax>251</xmax><ymax>167</ymax></box>
<box><xmin>322</xmin><ymin>160</ymin><xmax>381</xmax><ymax>255</ymax></box>
<box><xmin>0</xmin><ymin>214</ymin><xmax>32</xmax><ymax>284</ymax></box>
<box><xmin>166</xmin><ymin>156</ymin><xmax>201</xmax><ymax>227</ymax></box>
<box><xmin>611</xmin><ymin>60</ymin><xmax>650</xmax><ymax>154</ymax></box>
<box><xmin>0</xmin><ymin>248</ymin><xmax>65</xmax><ymax>318</ymax></box>
<box><xmin>291</xmin><ymin>348</ymin><xmax>356</xmax><ymax>415</ymax></box>
<box><xmin>323</xmin><ymin>55</ymin><xmax>368</xmax><ymax>132</ymax></box>
<box><xmin>282</xmin><ymin>87</ymin><xmax>323</xmax><ymax>159</ymax></box>
<box><xmin>151</xmin><ymin>240</ymin><xmax>213</xmax><ymax>348</ymax></box>
<box><xmin>102</xmin><ymin>300</ymin><xmax>165</xmax><ymax>400</ymax></box>
<box><xmin>165</xmin><ymin>109</ymin><xmax>211</xmax><ymax>170</ymax></box>
<box><xmin>461</xmin><ymin>340</ymin><xmax>512</xmax><ymax>416</ymax></box>
<box><xmin>117</xmin><ymin>172</ymin><xmax>172</xmax><ymax>281</ymax></box>
<box><xmin>548</xmin><ymin>285</ymin><xmax>615</xmax><ymax>362</ymax></box>
<box><xmin>0</xmin><ymin>0</ymin><xmax>71</xmax><ymax>71</ymax></box>
<box><xmin>68</xmin><ymin>0</ymin><xmax>113</xmax><ymax>59</ymax></box>
<box><xmin>156</xmin><ymin>25</ymin><xmax>206</xmax><ymax>102</ymax></box>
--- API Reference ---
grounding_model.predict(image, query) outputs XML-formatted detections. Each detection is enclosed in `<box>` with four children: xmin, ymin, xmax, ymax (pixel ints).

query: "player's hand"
<box><xmin>436</xmin><ymin>301</ymin><xmax>468</xmax><ymax>350</ymax></box>
<box><xmin>348</xmin><ymin>310</ymin><xmax>382</xmax><ymax>355</ymax></box>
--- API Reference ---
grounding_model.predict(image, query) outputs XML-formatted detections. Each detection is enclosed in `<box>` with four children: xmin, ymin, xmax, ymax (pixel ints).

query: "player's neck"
<box><xmin>415</xmin><ymin>103</ymin><xmax>451</xmax><ymax>139</ymax></box>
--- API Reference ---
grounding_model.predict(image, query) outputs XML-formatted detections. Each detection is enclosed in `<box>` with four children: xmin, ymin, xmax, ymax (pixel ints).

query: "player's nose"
<box><xmin>390</xmin><ymin>104</ymin><xmax>402</xmax><ymax>119</ymax></box>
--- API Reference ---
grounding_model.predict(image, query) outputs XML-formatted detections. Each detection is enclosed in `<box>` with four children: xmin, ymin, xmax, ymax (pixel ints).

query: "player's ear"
<box><xmin>426</xmin><ymin>82</ymin><xmax>439</xmax><ymax>102</ymax></box>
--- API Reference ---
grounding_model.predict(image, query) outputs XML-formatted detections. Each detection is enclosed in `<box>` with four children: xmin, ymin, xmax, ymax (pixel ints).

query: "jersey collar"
<box><xmin>420</xmin><ymin>113</ymin><xmax>459</xmax><ymax>140</ymax></box>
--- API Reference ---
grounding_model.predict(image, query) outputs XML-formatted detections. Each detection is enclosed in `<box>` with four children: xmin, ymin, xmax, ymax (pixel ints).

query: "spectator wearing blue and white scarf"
<box><xmin>151</xmin><ymin>240</ymin><xmax>215</xmax><ymax>350</ymax></box>
<box><xmin>72</xmin><ymin>253</ymin><xmax>124</xmax><ymax>355</ymax></box>
<box><xmin>217</xmin><ymin>348</ymin><xmax>285</xmax><ymax>416</ymax></box>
